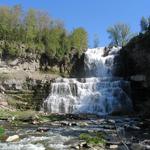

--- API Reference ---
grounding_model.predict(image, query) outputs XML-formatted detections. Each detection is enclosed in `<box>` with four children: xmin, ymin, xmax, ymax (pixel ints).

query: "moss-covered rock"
<box><xmin>79</xmin><ymin>132</ymin><xmax>106</xmax><ymax>146</ymax></box>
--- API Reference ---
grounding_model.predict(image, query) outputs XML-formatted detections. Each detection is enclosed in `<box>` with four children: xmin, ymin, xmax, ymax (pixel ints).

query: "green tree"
<box><xmin>140</xmin><ymin>16</ymin><xmax>149</xmax><ymax>32</ymax></box>
<box><xmin>0</xmin><ymin>5</ymin><xmax>88</xmax><ymax>62</ymax></box>
<box><xmin>44</xmin><ymin>27</ymin><xmax>63</xmax><ymax>57</ymax></box>
<box><xmin>57</xmin><ymin>30</ymin><xmax>71</xmax><ymax>58</ymax></box>
<box><xmin>24</xmin><ymin>8</ymin><xmax>37</xmax><ymax>42</ymax></box>
<box><xmin>71</xmin><ymin>28</ymin><xmax>88</xmax><ymax>54</ymax></box>
<box><xmin>0</xmin><ymin>6</ymin><xmax>11</xmax><ymax>40</ymax></box>
<box><xmin>36</xmin><ymin>11</ymin><xmax>51</xmax><ymax>43</ymax></box>
<box><xmin>107</xmin><ymin>23</ymin><xmax>131</xmax><ymax>46</ymax></box>
<box><xmin>10</xmin><ymin>5</ymin><xmax>22</xmax><ymax>41</ymax></box>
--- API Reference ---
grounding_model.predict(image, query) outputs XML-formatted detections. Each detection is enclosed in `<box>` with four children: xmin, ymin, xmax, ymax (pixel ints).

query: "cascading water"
<box><xmin>44</xmin><ymin>47</ymin><xmax>132</xmax><ymax>115</ymax></box>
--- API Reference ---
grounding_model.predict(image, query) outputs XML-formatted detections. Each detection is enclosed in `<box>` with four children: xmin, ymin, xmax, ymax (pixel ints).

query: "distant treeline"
<box><xmin>0</xmin><ymin>5</ymin><xmax>88</xmax><ymax>60</ymax></box>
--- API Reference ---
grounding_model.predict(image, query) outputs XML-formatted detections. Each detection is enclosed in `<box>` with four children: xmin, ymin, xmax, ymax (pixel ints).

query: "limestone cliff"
<box><xmin>117</xmin><ymin>30</ymin><xmax>150</xmax><ymax>115</ymax></box>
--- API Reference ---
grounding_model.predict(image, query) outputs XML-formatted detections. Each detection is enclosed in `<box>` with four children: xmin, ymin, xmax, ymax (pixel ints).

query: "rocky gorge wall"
<box><xmin>0</xmin><ymin>48</ymin><xmax>85</xmax><ymax>111</ymax></box>
<box><xmin>0</xmin><ymin>76</ymin><xmax>52</xmax><ymax>111</ymax></box>
<box><xmin>0</xmin><ymin>59</ymin><xmax>55</xmax><ymax>110</ymax></box>
<box><xmin>116</xmin><ymin>30</ymin><xmax>150</xmax><ymax>115</ymax></box>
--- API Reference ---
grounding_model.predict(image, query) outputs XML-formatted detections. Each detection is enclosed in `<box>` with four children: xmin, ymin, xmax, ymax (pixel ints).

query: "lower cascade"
<box><xmin>44</xmin><ymin>47</ymin><xmax>132</xmax><ymax>115</ymax></box>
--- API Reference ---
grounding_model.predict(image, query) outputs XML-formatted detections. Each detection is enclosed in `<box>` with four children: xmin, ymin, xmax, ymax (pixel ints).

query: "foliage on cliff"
<box><xmin>0</xmin><ymin>5</ymin><xmax>88</xmax><ymax>62</ymax></box>
<box><xmin>117</xmin><ymin>25</ymin><xmax>150</xmax><ymax>114</ymax></box>
<box><xmin>107</xmin><ymin>23</ymin><xmax>132</xmax><ymax>47</ymax></box>
<box><xmin>140</xmin><ymin>16</ymin><xmax>150</xmax><ymax>32</ymax></box>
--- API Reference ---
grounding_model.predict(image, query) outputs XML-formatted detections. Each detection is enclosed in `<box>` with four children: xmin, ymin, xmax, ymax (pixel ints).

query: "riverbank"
<box><xmin>0</xmin><ymin>111</ymin><xmax>150</xmax><ymax>150</ymax></box>
<box><xmin>0</xmin><ymin>59</ymin><xmax>61</xmax><ymax>111</ymax></box>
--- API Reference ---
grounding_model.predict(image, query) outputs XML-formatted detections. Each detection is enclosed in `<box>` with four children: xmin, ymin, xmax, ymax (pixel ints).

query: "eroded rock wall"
<box><xmin>117</xmin><ymin>31</ymin><xmax>150</xmax><ymax>115</ymax></box>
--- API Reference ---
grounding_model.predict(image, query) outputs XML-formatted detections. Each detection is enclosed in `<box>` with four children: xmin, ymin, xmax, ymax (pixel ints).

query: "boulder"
<box><xmin>6</xmin><ymin>135</ymin><xmax>19</xmax><ymax>142</ymax></box>
<box><xmin>37</xmin><ymin>127</ymin><xmax>49</xmax><ymax>132</ymax></box>
<box><xmin>110</xmin><ymin>145</ymin><xmax>118</xmax><ymax>149</ymax></box>
<box><xmin>131</xmin><ymin>75</ymin><xmax>146</xmax><ymax>82</ymax></box>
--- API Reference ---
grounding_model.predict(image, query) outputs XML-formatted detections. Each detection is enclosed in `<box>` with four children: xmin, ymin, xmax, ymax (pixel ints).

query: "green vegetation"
<box><xmin>0</xmin><ymin>109</ymin><xmax>37</xmax><ymax>120</ymax></box>
<box><xmin>70</xmin><ymin>28</ymin><xmax>88</xmax><ymax>54</ymax></box>
<box><xmin>107</xmin><ymin>23</ymin><xmax>132</xmax><ymax>46</ymax></box>
<box><xmin>0</xmin><ymin>5</ymin><xmax>88</xmax><ymax>64</ymax></box>
<box><xmin>140</xmin><ymin>16</ymin><xmax>150</xmax><ymax>32</ymax></box>
<box><xmin>0</xmin><ymin>110</ymin><xmax>74</xmax><ymax>127</ymax></box>
<box><xmin>0</xmin><ymin>72</ymin><xmax>9</xmax><ymax>81</ymax></box>
<box><xmin>6</xmin><ymin>90</ymin><xmax>35</xmax><ymax>110</ymax></box>
<box><xmin>0</xmin><ymin>127</ymin><xmax>5</xmax><ymax>137</ymax></box>
<box><xmin>38</xmin><ymin>114</ymin><xmax>66</xmax><ymax>122</ymax></box>
<box><xmin>0</xmin><ymin>126</ymin><xmax>5</xmax><ymax>141</ymax></box>
<box><xmin>107</xmin><ymin>17</ymin><xmax>150</xmax><ymax>47</ymax></box>
<box><xmin>6</xmin><ymin>88</ymin><xmax>49</xmax><ymax>111</ymax></box>
<box><xmin>79</xmin><ymin>132</ymin><xmax>106</xmax><ymax>146</ymax></box>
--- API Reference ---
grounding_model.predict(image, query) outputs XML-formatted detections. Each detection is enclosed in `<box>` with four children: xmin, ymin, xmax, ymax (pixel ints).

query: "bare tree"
<box><xmin>93</xmin><ymin>34</ymin><xmax>100</xmax><ymax>48</ymax></box>
<box><xmin>107</xmin><ymin>23</ymin><xmax>131</xmax><ymax>46</ymax></box>
<box><xmin>140</xmin><ymin>16</ymin><xmax>149</xmax><ymax>32</ymax></box>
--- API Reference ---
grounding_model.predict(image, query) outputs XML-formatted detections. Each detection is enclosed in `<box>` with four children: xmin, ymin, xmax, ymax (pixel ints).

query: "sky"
<box><xmin>0</xmin><ymin>0</ymin><xmax>149</xmax><ymax>47</ymax></box>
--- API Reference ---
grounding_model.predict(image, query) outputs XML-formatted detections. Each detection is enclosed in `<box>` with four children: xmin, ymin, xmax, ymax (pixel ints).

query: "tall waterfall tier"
<box><xmin>44</xmin><ymin>47</ymin><xmax>132</xmax><ymax>115</ymax></box>
<box><xmin>84</xmin><ymin>47</ymin><xmax>120</xmax><ymax>77</ymax></box>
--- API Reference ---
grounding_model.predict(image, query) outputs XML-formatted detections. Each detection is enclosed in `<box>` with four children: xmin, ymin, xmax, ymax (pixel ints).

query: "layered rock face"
<box><xmin>117</xmin><ymin>30</ymin><xmax>150</xmax><ymax>114</ymax></box>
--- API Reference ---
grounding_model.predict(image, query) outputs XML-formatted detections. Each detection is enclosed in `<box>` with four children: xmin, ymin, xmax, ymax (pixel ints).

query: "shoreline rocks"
<box><xmin>6</xmin><ymin>135</ymin><xmax>19</xmax><ymax>142</ymax></box>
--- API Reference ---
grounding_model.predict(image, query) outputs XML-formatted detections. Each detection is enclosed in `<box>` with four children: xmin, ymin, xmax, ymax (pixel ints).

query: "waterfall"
<box><xmin>44</xmin><ymin>47</ymin><xmax>132</xmax><ymax>115</ymax></box>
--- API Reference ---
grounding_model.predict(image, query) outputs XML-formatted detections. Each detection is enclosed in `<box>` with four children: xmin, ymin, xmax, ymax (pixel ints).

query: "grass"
<box><xmin>79</xmin><ymin>132</ymin><xmax>106</xmax><ymax>146</ymax></box>
<box><xmin>0</xmin><ymin>109</ymin><xmax>37</xmax><ymax>121</ymax></box>
<box><xmin>39</xmin><ymin>67</ymin><xmax>69</xmax><ymax>77</ymax></box>
<box><xmin>0</xmin><ymin>72</ymin><xmax>10</xmax><ymax>81</ymax></box>
<box><xmin>0</xmin><ymin>127</ymin><xmax>5</xmax><ymax>137</ymax></box>
<box><xmin>7</xmin><ymin>98</ymin><xmax>28</xmax><ymax>109</ymax></box>
<box><xmin>38</xmin><ymin>114</ymin><xmax>66</xmax><ymax>122</ymax></box>
<box><xmin>6</xmin><ymin>90</ymin><xmax>37</xmax><ymax>110</ymax></box>
<box><xmin>0</xmin><ymin>109</ymin><xmax>68</xmax><ymax>123</ymax></box>
<box><xmin>0</xmin><ymin>126</ymin><xmax>5</xmax><ymax>141</ymax></box>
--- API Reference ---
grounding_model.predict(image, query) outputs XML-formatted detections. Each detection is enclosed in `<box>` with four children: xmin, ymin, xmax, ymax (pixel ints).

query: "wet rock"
<box><xmin>0</xmin><ymin>85</ymin><xmax>5</xmax><ymax>93</ymax></box>
<box><xmin>61</xmin><ymin>121</ymin><xmax>70</xmax><ymax>126</ymax></box>
<box><xmin>106</xmin><ymin>141</ymin><xmax>121</xmax><ymax>145</ymax></box>
<box><xmin>131</xmin><ymin>143</ymin><xmax>145</xmax><ymax>150</ymax></box>
<box><xmin>71</xmin><ymin>122</ymin><xmax>78</xmax><ymax>126</ymax></box>
<box><xmin>125</xmin><ymin>124</ymin><xmax>141</xmax><ymax>130</ymax></box>
<box><xmin>105</xmin><ymin>133</ymin><xmax>117</xmax><ymax>141</ymax></box>
<box><xmin>130</xmin><ymin>75</ymin><xmax>146</xmax><ymax>82</ymax></box>
<box><xmin>110</xmin><ymin>145</ymin><xmax>118</xmax><ymax>149</ymax></box>
<box><xmin>60</xmin><ymin>121</ymin><xmax>77</xmax><ymax>126</ymax></box>
<box><xmin>88</xmin><ymin>144</ymin><xmax>104</xmax><ymax>150</ymax></box>
<box><xmin>37</xmin><ymin>127</ymin><xmax>49</xmax><ymax>132</ymax></box>
<box><xmin>66</xmin><ymin>139</ymin><xmax>88</xmax><ymax>149</ymax></box>
<box><xmin>73</xmin><ymin>145</ymin><xmax>80</xmax><ymax>149</ymax></box>
<box><xmin>79</xmin><ymin>141</ymin><xmax>88</xmax><ymax>148</ymax></box>
<box><xmin>140</xmin><ymin>140</ymin><xmax>150</xmax><ymax>149</ymax></box>
<box><xmin>0</xmin><ymin>93</ymin><xmax>8</xmax><ymax>107</ymax></box>
<box><xmin>32</xmin><ymin>120</ymin><xmax>39</xmax><ymax>125</ymax></box>
<box><xmin>6</xmin><ymin>135</ymin><xmax>19</xmax><ymax>142</ymax></box>
<box><xmin>7</xmin><ymin>116</ymin><xmax>16</xmax><ymax>122</ymax></box>
<box><xmin>69</xmin><ymin>142</ymin><xmax>80</xmax><ymax>149</ymax></box>
<box><xmin>100</xmin><ymin>125</ymin><xmax>115</xmax><ymax>130</ymax></box>
<box><xmin>78</xmin><ymin>122</ymin><xmax>89</xmax><ymax>127</ymax></box>
<box><xmin>66</xmin><ymin>114</ymin><xmax>81</xmax><ymax>120</ymax></box>
<box><xmin>0</xmin><ymin>101</ymin><xmax>8</xmax><ymax>106</ymax></box>
<box><xmin>108</xmin><ymin>119</ymin><xmax>116</xmax><ymax>124</ymax></box>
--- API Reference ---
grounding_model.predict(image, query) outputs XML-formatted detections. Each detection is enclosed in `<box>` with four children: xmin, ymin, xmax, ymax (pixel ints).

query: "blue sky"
<box><xmin>0</xmin><ymin>0</ymin><xmax>149</xmax><ymax>47</ymax></box>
